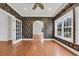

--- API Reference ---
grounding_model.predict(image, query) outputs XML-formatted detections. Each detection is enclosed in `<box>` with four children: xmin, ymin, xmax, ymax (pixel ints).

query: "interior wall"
<box><xmin>0</xmin><ymin>3</ymin><xmax>23</xmax><ymax>42</ymax></box>
<box><xmin>0</xmin><ymin>3</ymin><xmax>22</xmax><ymax>21</ymax></box>
<box><xmin>22</xmin><ymin>17</ymin><xmax>53</xmax><ymax>39</ymax></box>
<box><xmin>0</xmin><ymin>3</ymin><xmax>54</xmax><ymax>40</ymax></box>
<box><xmin>0</xmin><ymin>11</ymin><xmax>8</xmax><ymax>41</ymax></box>
<box><xmin>7</xmin><ymin>15</ymin><xmax>12</xmax><ymax>40</ymax></box>
<box><xmin>54</xmin><ymin>3</ymin><xmax>79</xmax><ymax>51</ymax></box>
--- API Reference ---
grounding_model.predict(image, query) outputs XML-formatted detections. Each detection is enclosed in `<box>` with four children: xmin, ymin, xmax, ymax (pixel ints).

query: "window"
<box><xmin>55</xmin><ymin>10</ymin><xmax>73</xmax><ymax>42</ymax></box>
<box><xmin>57</xmin><ymin>22</ymin><xmax>62</xmax><ymax>36</ymax></box>
<box><xmin>64</xmin><ymin>18</ymin><xmax>72</xmax><ymax>38</ymax></box>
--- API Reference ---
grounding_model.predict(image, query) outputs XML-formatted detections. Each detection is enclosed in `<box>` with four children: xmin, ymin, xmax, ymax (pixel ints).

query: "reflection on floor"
<box><xmin>0</xmin><ymin>39</ymin><xmax>76</xmax><ymax>56</ymax></box>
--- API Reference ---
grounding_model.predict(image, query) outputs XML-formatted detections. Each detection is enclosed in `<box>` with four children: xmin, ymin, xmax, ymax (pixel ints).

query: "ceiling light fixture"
<box><xmin>49</xmin><ymin>8</ymin><xmax>51</xmax><ymax>11</ymax></box>
<box><xmin>32</xmin><ymin>3</ymin><xmax>44</xmax><ymax>10</ymax></box>
<box><xmin>24</xmin><ymin>8</ymin><xmax>27</xmax><ymax>11</ymax></box>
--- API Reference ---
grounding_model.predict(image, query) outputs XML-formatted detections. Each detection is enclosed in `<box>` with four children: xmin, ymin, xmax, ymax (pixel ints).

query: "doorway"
<box><xmin>33</xmin><ymin>20</ymin><xmax>44</xmax><ymax>43</ymax></box>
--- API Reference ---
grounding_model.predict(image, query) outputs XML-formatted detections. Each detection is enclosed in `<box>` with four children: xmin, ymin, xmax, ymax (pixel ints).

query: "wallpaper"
<box><xmin>22</xmin><ymin>17</ymin><xmax>54</xmax><ymax>39</ymax></box>
<box><xmin>0</xmin><ymin>3</ymin><xmax>79</xmax><ymax>51</ymax></box>
<box><xmin>0</xmin><ymin>3</ymin><xmax>54</xmax><ymax>39</ymax></box>
<box><xmin>54</xmin><ymin>3</ymin><xmax>79</xmax><ymax>51</ymax></box>
<box><xmin>0</xmin><ymin>3</ymin><xmax>22</xmax><ymax>20</ymax></box>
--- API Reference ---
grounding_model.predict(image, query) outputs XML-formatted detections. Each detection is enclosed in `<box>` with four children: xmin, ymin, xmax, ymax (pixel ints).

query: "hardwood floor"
<box><xmin>0</xmin><ymin>39</ymin><xmax>76</xmax><ymax>56</ymax></box>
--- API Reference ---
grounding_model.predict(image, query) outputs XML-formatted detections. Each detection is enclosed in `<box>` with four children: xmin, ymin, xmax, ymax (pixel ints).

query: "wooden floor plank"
<box><xmin>0</xmin><ymin>40</ymin><xmax>76</xmax><ymax>56</ymax></box>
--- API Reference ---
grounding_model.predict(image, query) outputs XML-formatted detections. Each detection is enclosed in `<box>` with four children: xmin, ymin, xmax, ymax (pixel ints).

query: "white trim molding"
<box><xmin>44</xmin><ymin>39</ymin><xmax>54</xmax><ymax>40</ymax></box>
<box><xmin>12</xmin><ymin>38</ymin><xmax>79</xmax><ymax>55</ymax></box>
<box><xmin>54</xmin><ymin>39</ymin><xmax>79</xmax><ymax>56</ymax></box>
<box><xmin>13</xmin><ymin>39</ymin><xmax>33</xmax><ymax>45</ymax></box>
<box><xmin>13</xmin><ymin>39</ymin><xmax>54</xmax><ymax>45</ymax></box>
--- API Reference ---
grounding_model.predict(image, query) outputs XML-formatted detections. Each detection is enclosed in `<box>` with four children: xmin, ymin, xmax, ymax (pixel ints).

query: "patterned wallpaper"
<box><xmin>1</xmin><ymin>3</ymin><xmax>79</xmax><ymax>51</ymax></box>
<box><xmin>22</xmin><ymin>17</ymin><xmax>54</xmax><ymax>39</ymax></box>
<box><xmin>54</xmin><ymin>3</ymin><xmax>79</xmax><ymax>51</ymax></box>
<box><xmin>0</xmin><ymin>3</ymin><xmax>22</xmax><ymax>20</ymax></box>
<box><xmin>0</xmin><ymin>3</ymin><xmax>54</xmax><ymax>39</ymax></box>
<box><xmin>55</xmin><ymin>37</ymin><xmax>79</xmax><ymax>51</ymax></box>
<box><xmin>54</xmin><ymin>3</ymin><xmax>76</xmax><ymax>20</ymax></box>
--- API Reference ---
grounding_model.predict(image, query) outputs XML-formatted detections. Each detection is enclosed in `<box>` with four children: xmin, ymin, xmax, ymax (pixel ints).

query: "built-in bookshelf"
<box><xmin>16</xmin><ymin>19</ymin><xmax>22</xmax><ymax>40</ymax></box>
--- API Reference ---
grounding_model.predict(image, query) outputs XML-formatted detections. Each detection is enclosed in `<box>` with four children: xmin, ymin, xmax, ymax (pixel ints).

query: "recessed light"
<box><xmin>49</xmin><ymin>8</ymin><xmax>51</xmax><ymax>11</ymax></box>
<box><xmin>24</xmin><ymin>8</ymin><xmax>27</xmax><ymax>11</ymax></box>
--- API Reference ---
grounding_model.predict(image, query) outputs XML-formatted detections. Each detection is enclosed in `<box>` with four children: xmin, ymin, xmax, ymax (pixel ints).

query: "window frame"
<box><xmin>55</xmin><ymin>10</ymin><xmax>73</xmax><ymax>43</ymax></box>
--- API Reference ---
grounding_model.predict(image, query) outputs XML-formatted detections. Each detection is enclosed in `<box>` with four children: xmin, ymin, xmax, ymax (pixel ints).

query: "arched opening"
<box><xmin>33</xmin><ymin>20</ymin><xmax>44</xmax><ymax>43</ymax></box>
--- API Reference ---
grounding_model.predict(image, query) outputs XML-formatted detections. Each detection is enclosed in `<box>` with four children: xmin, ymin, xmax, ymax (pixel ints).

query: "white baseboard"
<box><xmin>44</xmin><ymin>39</ymin><xmax>54</xmax><ymax>40</ymax></box>
<box><xmin>13</xmin><ymin>39</ymin><xmax>33</xmax><ymax>45</ymax></box>
<box><xmin>12</xmin><ymin>39</ymin><xmax>54</xmax><ymax>45</ymax></box>
<box><xmin>0</xmin><ymin>40</ymin><xmax>9</xmax><ymax>41</ymax></box>
<box><xmin>22</xmin><ymin>39</ymin><xmax>34</xmax><ymax>40</ymax></box>
<box><xmin>12</xmin><ymin>38</ymin><xmax>79</xmax><ymax>56</ymax></box>
<box><xmin>54</xmin><ymin>39</ymin><xmax>79</xmax><ymax>56</ymax></box>
<box><xmin>13</xmin><ymin>39</ymin><xmax>22</xmax><ymax>45</ymax></box>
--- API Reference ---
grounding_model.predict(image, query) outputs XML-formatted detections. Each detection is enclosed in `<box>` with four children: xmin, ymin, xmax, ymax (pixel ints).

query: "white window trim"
<box><xmin>75</xmin><ymin>6</ymin><xmax>79</xmax><ymax>45</ymax></box>
<box><xmin>55</xmin><ymin>10</ymin><xmax>73</xmax><ymax>43</ymax></box>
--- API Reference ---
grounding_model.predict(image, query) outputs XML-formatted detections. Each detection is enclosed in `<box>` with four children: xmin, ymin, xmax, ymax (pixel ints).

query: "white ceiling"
<box><xmin>8</xmin><ymin>3</ymin><xmax>67</xmax><ymax>17</ymax></box>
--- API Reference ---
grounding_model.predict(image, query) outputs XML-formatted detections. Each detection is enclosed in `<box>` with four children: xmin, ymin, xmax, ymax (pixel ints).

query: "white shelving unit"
<box><xmin>16</xmin><ymin>19</ymin><xmax>22</xmax><ymax>40</ymax></box>
<box><xmin>12</xmin><ymin>17</ymin><xmax>22</xmax><ymax>44</ymax></box>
